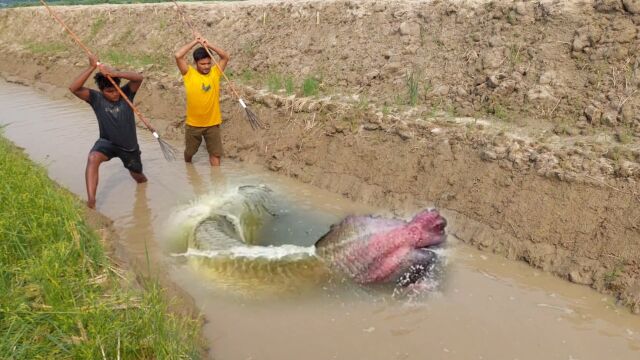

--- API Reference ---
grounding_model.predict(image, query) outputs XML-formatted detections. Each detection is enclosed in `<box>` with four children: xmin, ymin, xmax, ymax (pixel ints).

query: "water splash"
<box><xmin>176</xmin><ymin>245</ymin><xmax>316</xmax><ymax>260</ymax></box>
<box><xmin>164</xmin><ymin>184</ymin><xmax>330</xmax><ymax>295</ymax></box>
<box><xmin>164</xmin><ymin>184</ymin><xmax>448</xmax><ymax>297</ymax></box>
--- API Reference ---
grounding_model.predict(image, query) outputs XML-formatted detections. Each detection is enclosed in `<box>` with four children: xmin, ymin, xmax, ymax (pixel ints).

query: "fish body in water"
<box><xmin>179</xmin><ymin>185</ymin><xmax>446</xmax><ymax>292</ymax></box>
<box><xmin>315</xmin><ymin>209</ymin><xmax>446</xmax><ymax>285</ymax></box>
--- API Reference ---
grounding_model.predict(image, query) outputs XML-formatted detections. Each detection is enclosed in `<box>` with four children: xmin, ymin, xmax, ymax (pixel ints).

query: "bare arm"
<box><xmin>202</xmin><ymin>40</ymin><xmax>230</xmax><ymax>72</ymax></box>
<box><xmin>174</xmin><ymin>39</ymin><xmax>199</xmax><ymax>75</ymax></box>
<box><xmin>98</xmin><ymin>64</ymin><xmax>144</xmax><ymax>93</ymax></box>
<box><xmin>69</xmin><ymin>55</ymin><xmax>98</xmax><ymax>102</ymax></box>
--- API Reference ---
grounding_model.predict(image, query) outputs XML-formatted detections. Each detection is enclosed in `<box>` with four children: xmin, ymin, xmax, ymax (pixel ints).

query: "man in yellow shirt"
<box><xmin>175</xmin><ymin>35</ymin><xmax>230</xmax><ymax>166</ymax></box>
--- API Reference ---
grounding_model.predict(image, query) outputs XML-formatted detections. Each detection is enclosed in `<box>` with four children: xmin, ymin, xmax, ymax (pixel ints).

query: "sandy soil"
<box><xmin>0</xmin><ymin>0</ymin><xmax>638</xmax><ymax>311</ymax></box>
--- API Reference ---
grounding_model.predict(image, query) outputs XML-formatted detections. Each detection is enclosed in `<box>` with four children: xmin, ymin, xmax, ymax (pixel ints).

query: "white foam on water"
<box><xmin>166</xmin><ymin>186</ymin><xmax>243</xmax><ymax>230</ymax></box>
<box><xmin>163</xmin><ymin>185</ymin><xmax>261</xmax><ymax>249</ymax></box>
<box><xmin>176</xmin><ymin>244</ymin><xmax>317</xmax><ymax>260</ymax></box>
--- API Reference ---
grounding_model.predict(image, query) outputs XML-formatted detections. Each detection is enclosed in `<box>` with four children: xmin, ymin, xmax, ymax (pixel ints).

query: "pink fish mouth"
<box><xmin>430</xmin><ymin>216</ymin><xmax>447</xmax><ymax>238</ymax></box>
<box><xmin>411</xmin><ymin>209</ymin><xmax>448</xmax><ymax>248</ymax></box>
<box><xmin>434</xmin><ymin>217</ymin><xmax>447</xmax><ymax>243</ymax></box>
<box><xmin>434</xmin><ymin>216</ymin><xmax>447</xmax><ymax>233</ymax></box>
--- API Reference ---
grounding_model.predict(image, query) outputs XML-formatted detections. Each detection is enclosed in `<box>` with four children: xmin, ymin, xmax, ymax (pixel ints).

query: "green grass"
<box><xmin>240</xmin><ymin>69</ymin><xmax>256</xmax><ymax>82</ymax></box>
<box><xmin>302</xmin><ymin>77</ymin><xmax>319</xmax><ymax>97</ymax></box>
<box><xmin>508</xmin><ymin>44</ymin><xmax>523</xmax><ymax>68</ymax></box>
<box><xmin>487</xmin><ymin>103</ymin><xmax>509</xmax><ymax>121</ymax></box>
<box><xmin>88</xmin><ymin>16</ymin><xmax>106</xmax><ymax>40</ymax></box>
<box><xmin>494</xmin><ymin>105</ymin><xmax>508</xmax><ymax>120</ymax></box>
<box><xmin>265</xmin><ymin>73</ymin><xmax>295</xmax><ymax>95</ymax></box>
<box><xmin>25</xmin><ymin>41</ymin><xmax>68</xmax><ymax>55</ymax></box>
<box><xmin>606</xmin><ymin>146</ymin><xmax>625</xmax><ymax>161</ymax></box>
<box><xmin>284</xmin><ymin>76</ymin><xmax>294</xmax><ymax>96</ymax></box>
<box><xmin>422</xmin><ymin>80</ymin><xmax>432</xmax><ymax>96</ymax></box>
<box><xmin>102</xmin><ymin>49</ymin><xmax>165</xmax><ymax>68</ymax></box>
<box><xmin>266</xmin><ymin>72</ymin><xmax>283</xmax><ymax>92</ymax></box>
<box><xmin>604</xmin><ymin>263</ymin><xmax>625</xmax><ymax>289</ymax></box>
<box><xmin>0</xmin><ymin>134</ymin><xmax>201</xmax><ymax>359</ymax></box>
<box><xmin>405</xmin><ymin>71</ymin><xmax>419</xmax><ymax>106</ymax></box>
<box><xmin>116</xmin><ymin>27</ymin><xmax>135</xmax><ymax>46</ymax></box>
<box><xmin>356</xmin><ymin>96</ymin><xmax>369</xmax><ymax>110</ymax></box>
<box><xmin>616</xmin><ymin>129</ymin><xmax>633</xmax><ymax>144</ymax></box>
<box><xmin>227</xmin><ymin>68</ymin><xmax>256</xmax><ymax>83</ymax></box>
<box><xmin>506</xmin><ymin>11</ymin><xmax>517</xmax><ymax>25</ymax></box>
<box><xmin>393</xmin><ymin>94</ymin><xmax>405</xmax><ymax>106</ymax></box>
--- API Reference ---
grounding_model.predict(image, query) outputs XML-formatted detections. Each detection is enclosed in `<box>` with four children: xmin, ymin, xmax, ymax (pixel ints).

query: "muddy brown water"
<box><xmin>1</xmin><ymin>79</ymin><xmax>639</xmax><ymax>360</ymax></box>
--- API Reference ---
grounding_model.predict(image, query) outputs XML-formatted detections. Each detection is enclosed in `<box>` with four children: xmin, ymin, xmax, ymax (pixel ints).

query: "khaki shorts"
<box><xmin>184</xmin><ymin>124</ymin><xmax>223</xmax><ymax>158</ymax></box>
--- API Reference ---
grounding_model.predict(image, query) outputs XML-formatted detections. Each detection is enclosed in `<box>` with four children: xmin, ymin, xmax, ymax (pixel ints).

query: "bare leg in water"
<box><xmin>184</xmin><ymin>152</ymin><xmax>220</xmax><ymax>167</ymax></box>
<box><xmin>129</xmin><ymin>170</ymin><xmax>148</xmax><ymax>184</ymax></box>
<box><xmin>85</xmin><ymin>151</ymin><xmax>148</xmax><ymax>209</ymax></box>
<box><xmin>85</xmin><ymin>151</ymin><xmax>109</xmax><ymax>209</ymax></box>
<box><xmin>184</xmin><ymin>151</ymin><xmax>194</xmax><ymax>163</ymax></box>
<box><xmin>209</xmin><ymin>154</ymin><xmax>220</xmax><ymax>167</ymax></box>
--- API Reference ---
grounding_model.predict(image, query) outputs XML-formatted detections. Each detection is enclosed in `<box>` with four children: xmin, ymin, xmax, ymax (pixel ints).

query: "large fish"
<box><xmin>315</xmin><ymin>209</ymin><xmax>447</xmax><ymax>285</ymax></box>
<box><xmin>174</xmin><ymin>186</ymin><xmax>447</xmax><ymax>293</ymax></box>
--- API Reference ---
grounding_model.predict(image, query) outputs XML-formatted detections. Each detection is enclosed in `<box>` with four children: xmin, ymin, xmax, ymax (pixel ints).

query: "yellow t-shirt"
<box><xmin>183</xmin><ymin>65</ymin><xmax>222</xmax><ymax>127</ymax></box>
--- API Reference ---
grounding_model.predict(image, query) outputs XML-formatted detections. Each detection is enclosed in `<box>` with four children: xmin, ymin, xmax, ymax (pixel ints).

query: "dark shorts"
<box><xmin>91</xmin><ymin>139</ymin><xmax>143</xmax><ymax>174</ymax></box>
<box><xmin>185</xmin><ymin>124</ymin><xmax>223</xmax><ymax>158</ymax></box>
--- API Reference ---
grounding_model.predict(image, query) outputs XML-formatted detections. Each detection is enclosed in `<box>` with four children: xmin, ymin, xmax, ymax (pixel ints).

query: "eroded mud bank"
<box><xmin>0</xmin><ymin>0</ymin><xmax>638</xmax><ymax>311</ymax></box>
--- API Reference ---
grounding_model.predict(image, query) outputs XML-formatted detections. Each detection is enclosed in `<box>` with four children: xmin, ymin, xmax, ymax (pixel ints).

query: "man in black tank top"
<box><xmin>69</xmin><ymin>55</ymin><xmax>147</xmax><ymax>209</ymax></box>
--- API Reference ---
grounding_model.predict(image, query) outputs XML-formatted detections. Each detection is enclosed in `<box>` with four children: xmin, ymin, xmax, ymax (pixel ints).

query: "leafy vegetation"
<box><xmin>284</xmin><ymin>76</ymin><xmax>294</xmax><ymax>95</ymax></box>
<box><xmin>615</xmin><ymin>129</ymin><xmax>634</xmax><ymax>144</ymax></box>
<box><xmin>102</xmin><ymin>49</ymin><xmax>165</xmax><ymax>68</ymax></box>
<box><xmin>266</xmin><ymin>72</ymin><xmax>283</xmax><ymax>92</ymax></box>
<box><xmin>25</xmin><ymin>41</ymin><xmax>68</xmax><ymax>55</ymax></box>
<box><xmin>405</xmin><ymin>71</ymin><xmax>419</xmax><ymax>106</ymax></box>
<box><xmin>0</xmin><ymin>134</ymin><xmax>201</xmax><ymax>359</ymax></box>
<box><xmin>302</xmin><ymin>77</ymin><xmax>319</xmax><ymax>97</ymax></box>
<box><xmin>88</xmin><ymin>16</ymin><xmax>106</xmax><ymax>40</ymax></box>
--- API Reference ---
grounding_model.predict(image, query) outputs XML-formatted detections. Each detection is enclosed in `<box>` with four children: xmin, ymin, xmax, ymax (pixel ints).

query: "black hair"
<box><xmin>94</xmin><ymin>72</ymin><xmax>121</xmax><ymax>91</ymax></box>
<box><xmin>193</xmin><ymin>47</ymin><xmax>211</xmax><ymax>62</ymax></box>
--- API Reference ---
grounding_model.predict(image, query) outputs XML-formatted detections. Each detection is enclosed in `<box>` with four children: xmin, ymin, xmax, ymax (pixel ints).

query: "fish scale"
<box><xmin>316</xmin><ymin>210</ymin><xmax>446</xmax><ymax>284</ymax></box>
<box><xmin>325</xmin><ymin>224</ymin><xmax>407</xmax><ymax>275</ymax></box>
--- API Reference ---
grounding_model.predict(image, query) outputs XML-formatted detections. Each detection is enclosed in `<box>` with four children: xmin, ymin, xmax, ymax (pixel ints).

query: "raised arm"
<box><xmin>174</xmin><ymin>38</ymin><xmax>199</xmax><ymax>75</ymax></box>
<box><xmin>97</xmin><ymin>64</ymin><xmax>144</xmax><ymax>93</ymax></box>
<box><xmin>201</xmin><ymin>39</ymin><xmax>230</xmax><ymax>72</ymax></box>
<box><xmin>69</xmin><ymin>55</ymin><xmax>98</xmax><ymax>102</ymax></box>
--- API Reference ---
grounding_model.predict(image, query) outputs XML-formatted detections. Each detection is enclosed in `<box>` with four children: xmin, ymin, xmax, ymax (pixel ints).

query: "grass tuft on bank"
<box><xmin>0</xmin><ymin>134</ymin><xmax>201</xmax><ymax>359</ymax></box>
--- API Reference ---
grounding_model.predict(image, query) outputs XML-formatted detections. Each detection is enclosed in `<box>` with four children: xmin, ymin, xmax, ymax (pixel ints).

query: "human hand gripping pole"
<box><xmin>172</xmin><ymin>0</ymin><xmax>264</xmax><ymax>130</ymax></box>
<box><xmin>39</xmin><ymin>0</ymin><xmax>177</xmax><ymax>161</ymax></box>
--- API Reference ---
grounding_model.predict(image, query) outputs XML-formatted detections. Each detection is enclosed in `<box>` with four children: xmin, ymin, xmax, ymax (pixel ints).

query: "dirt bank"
<box><xmin>0</xmin><ymin>0</ymin><xmax>638</xmax><ymax>311</ymax></box>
